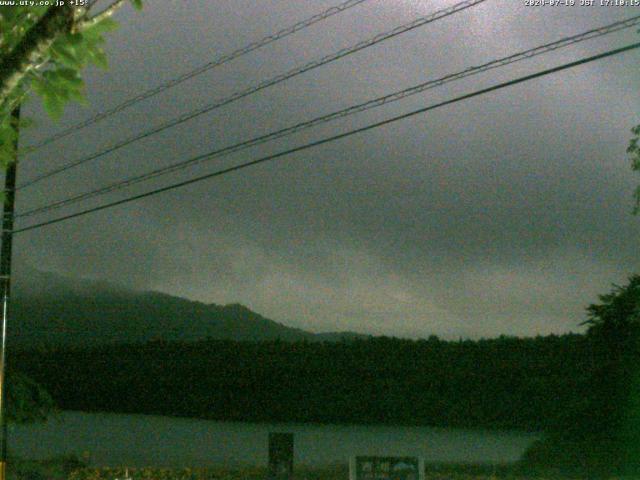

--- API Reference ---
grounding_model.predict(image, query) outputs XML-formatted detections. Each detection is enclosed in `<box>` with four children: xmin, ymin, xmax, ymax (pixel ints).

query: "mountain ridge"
<box><xmin>9</xmin><ymin>268</ymin><xmax>370</xmax><ymax>347</ymax></box>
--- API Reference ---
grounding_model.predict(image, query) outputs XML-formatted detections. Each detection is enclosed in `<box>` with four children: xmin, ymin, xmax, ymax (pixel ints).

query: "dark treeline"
<box><xmin>11</xmin><ymin>333</ymin><xmax>593</xmax><ymax>431</ymax></box>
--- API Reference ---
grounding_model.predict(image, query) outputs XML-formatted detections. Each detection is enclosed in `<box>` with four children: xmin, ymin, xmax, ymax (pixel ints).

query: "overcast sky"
<box><xmin>9</xmin><ymin>0</ymin><xmax>640</xmax><ymax>339</ymax></box>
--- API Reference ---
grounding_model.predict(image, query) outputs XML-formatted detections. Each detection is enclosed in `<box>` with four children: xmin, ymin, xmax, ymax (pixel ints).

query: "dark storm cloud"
<box><xmin>11</xmin><ymin>0</ymin><xmax>640</xmax><ymax>338</ymax></box>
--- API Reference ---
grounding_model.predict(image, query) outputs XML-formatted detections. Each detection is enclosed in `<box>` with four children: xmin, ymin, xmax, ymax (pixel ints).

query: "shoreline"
<box><xmin>41</xmin><ymin>409</ymin><xmax>544</xmax><ymax>436</ymax></box>
<box><xmin>10</xmin><ymin>457</ymin><xmax>623</xmax><ymax>480</ymax></box>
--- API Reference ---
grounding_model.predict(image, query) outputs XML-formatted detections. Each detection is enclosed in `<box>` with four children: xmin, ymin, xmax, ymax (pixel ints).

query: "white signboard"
<box><xmin>349</xmin><ymin>456</ymin><xmax>425</xmax><ymax>480</ymax></box>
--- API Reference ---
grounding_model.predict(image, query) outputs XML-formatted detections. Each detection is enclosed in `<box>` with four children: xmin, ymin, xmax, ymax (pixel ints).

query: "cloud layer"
<box><xmin>12</xmin><ymin>0</ymin><xmax>640</xmax><ymax>338</ymax></box>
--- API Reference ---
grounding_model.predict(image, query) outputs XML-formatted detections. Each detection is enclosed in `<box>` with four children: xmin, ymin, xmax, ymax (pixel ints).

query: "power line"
<box><xmin>24</xmin><ymin>0</ymin><xmax>372</xmax><ymax>152</ymax></box>
<box><xmin>16</xmin><ymin>14</ymin><xmax>640</xmax><ymax>220</ymax></box>
<box><xmin>18</xmin><ymin>0</ymin><xmax>487</xmax><ymax>190</ymax></box>
<box><xmin>13</xmin><ymin>41</ymin><xmax>640</xmax><ymax>235</ymax></box>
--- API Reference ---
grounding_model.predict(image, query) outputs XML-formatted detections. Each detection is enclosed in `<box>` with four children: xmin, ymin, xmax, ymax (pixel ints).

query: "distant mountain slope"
<box><xmin>9</xmin><ymin>269</ymin><xmax>368</xmax><ymax>347</ymax></box>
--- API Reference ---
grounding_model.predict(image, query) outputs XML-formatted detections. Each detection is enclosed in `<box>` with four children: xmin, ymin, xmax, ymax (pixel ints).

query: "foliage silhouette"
<box><xmin>522</xmin><ymin>275</ymin><xmax>640</xmax><ymax>476</ymax></box>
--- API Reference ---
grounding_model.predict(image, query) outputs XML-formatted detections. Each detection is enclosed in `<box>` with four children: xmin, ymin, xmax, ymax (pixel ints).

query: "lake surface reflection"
<box><xmin>9</xmin><ymin>411</ymin><xmax>539</xmax><ymax>468</ymax></box>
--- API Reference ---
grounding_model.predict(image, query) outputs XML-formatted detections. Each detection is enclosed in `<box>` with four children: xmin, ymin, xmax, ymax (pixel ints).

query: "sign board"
<box><xmin>349</xmin><ymin>456</ymin><xmax>425</xmax><ymax>480</ymax></box>
<box><xmin>268</xmin><ymin>432</ymin><xmax>294</xmax><ymax>480</ymax></box>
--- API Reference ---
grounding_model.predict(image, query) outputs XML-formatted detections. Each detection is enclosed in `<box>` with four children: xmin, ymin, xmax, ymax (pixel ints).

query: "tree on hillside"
<box><xmin>5</xmin><ymin>371</ymin><xmax>54</xmax><ymax>424</ymax></box>
<box><xmin>582</xmin><ymin>275</ymin><xmax>640</xmax><ymax>471</ymax></box>
<box><xmin>583</xmin><ymin>275</ymin><xmax>640</xmax><ymax>347</ymax></box>
<box><xmin>522</xmin><ymin>275</ymin><xmax>640</xmax><ymax>476</ymax></box>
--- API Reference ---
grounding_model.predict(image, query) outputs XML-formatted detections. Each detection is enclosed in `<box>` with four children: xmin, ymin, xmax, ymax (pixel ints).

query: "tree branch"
<box><xmin>78</xmin><ymin>0</ymin><xmax>125</xmax><ymax>31</ymax></box>
<box><xmin>0</xmin><ymin>5</ymin><xmax>76</xmax><ymax>105</ymax></box>
<box><xmin>0</xmin><ymin>10</ymin><xmax>42</xmax><ymax>55</ymax></box>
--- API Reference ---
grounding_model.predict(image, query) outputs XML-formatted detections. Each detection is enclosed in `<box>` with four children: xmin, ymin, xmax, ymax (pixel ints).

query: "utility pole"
<box><xmin>0</xmin><ymin>107</ymin><xmax>20</xmax><ymax>480</ymax></box>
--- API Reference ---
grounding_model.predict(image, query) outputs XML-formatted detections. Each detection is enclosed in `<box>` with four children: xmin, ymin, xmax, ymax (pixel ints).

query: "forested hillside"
<box><xmin>12</xmin><ymin>334</ymin><xmax>590</xmax><ymax>431</ymax></box>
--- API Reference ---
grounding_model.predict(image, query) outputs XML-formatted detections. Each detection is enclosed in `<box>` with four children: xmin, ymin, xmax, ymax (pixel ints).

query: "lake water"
<box><xmin>8</xmin><ymin>411</ymin><xmax>539</xmax><ymax>468</ymax></box>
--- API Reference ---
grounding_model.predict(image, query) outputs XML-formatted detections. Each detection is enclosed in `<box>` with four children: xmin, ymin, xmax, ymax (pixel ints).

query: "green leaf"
<box><xmin>0</xmin><ymin>122</ymin><xmax>17</xmax><ymax>147</ymax></box>
<box><xmin>82</xmin><ymin>17</ymin><xmax>119</xmax><ymax>38</ymax></box>
<box><xmin>68</xmin><ymin>87</ymin><xmax>87</xmax><ymax>105</ymax></box>
<box><xmin>50</xmin><ymin>43</ymin><xmax>83</xmax><ymax>69</ymax></box>
<box><xmin>67</xmin><ymin>32</ymin><xmax>84</xmax><ymax>46</ymax></box>
<box><xmin>130</xmin><ymin>0</ymin><xmax>143</xmax><ymax>10</ymax></box>
<box><xmin>54</xmin><ymin>68</ymin><xmax>84</xmax><ymax>90</ymax></box>
<box><xmin>42</xmin><ymin>93</ymin><xmax>64</xmax><ymax>120</ymax></box>
<box><xmin>30</xmin><ymin>76</ymin><xmax>48</xmax><ymax>97</ymax></box>
<box><xmin>42</xmin><ymin>72</ymin><xmax>69</xmax><ymax>99</ymax></box>
<box><xmin>88</xmin><ymin>49</ymin><xmax>109</xmax><ymax>69</ymax></box>
<box><xmin>0</xmin><ymin>137</ymin><xmax>15</xmax><ymax>169</ymax></box>
<box><xmin>0</xmin><ymin>151</ymin><xmax>13</xmax><ymax>170</ymax></box>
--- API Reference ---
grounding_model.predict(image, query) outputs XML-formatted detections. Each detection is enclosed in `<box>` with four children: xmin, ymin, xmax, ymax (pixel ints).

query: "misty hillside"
<box><xmin>9</xmin><ymin>269</ymin><xmax>368</xmax><ymax>347</ymax></box>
